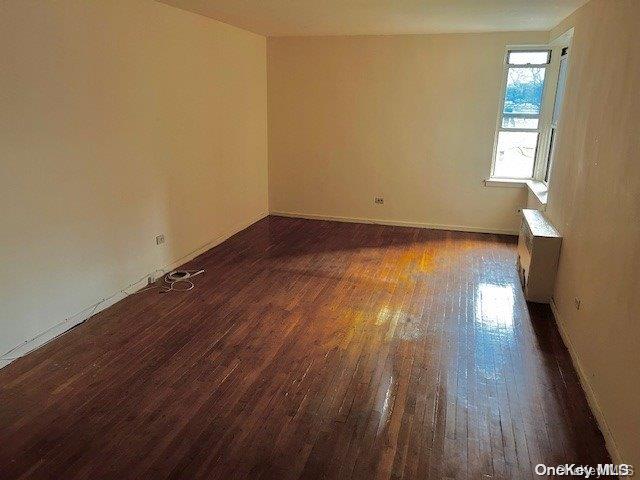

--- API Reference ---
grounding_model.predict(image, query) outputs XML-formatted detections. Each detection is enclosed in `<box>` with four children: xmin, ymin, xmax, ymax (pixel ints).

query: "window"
<box><xmin>487</xmin><ymin>32</ymin><xmax>573</xmax><ymax>190</ymax></box>
<box><xmin>491</xmin><ymin>50</ymin><xmax>551</xmax><ymax>179</ymax></box>
<box><xmin>544</xmin><ymin>47</ymin><xmax>569</xmax><ymax>182</ymax></box>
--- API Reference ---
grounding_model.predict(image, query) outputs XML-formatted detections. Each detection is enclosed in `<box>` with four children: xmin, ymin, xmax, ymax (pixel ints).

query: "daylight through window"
<box><xmin>492</xmin><ymin>50</ymin><xmax>550</xmax><ymax>179</ymax></box>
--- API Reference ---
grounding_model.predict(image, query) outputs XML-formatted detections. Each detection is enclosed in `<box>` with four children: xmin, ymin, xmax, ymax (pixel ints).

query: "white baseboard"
<box><xmin>549</xmin><ymin>299</ymin><xmax>625</xmax><ymax>467</ymax></box>
<box><xmin>270</xmin><ymin>210</ymin><xmax>519</xmax><ymax>235</ymax></box>
<box><xmin>0</xmin><ymin>211</ymin><xmax>268</xmax><ymax>370</ymax></box>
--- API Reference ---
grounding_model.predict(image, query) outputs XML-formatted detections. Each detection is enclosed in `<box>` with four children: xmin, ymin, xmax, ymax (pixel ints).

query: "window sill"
<box><xmin>484</xmin><ymin>178</ymin><xmax>548</xmax><ymax>206</ymax></box>
<box><xmin>526</xmin><ymin>180</ymin><xmax>548</xmax><ymax>205</ymax></box>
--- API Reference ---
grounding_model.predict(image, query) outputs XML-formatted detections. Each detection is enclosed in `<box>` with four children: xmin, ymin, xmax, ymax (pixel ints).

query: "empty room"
<box><xmin>1</xmin><ymin>0</ymin><xmax>638</xmax><ymax>478</ymax></box>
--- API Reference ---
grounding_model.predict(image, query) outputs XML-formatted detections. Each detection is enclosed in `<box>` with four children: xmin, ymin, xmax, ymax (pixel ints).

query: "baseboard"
<box><xmin>0</xmin><ymin>211</ymin><xmax>268</xmax><ymax>370</ymax></box>
<box><xmin>155</xmin><ymin>210</ymin><xmax>268</xmax><ymax>279</ymax></box>
<box><xmin>0</xmin><ymin>288</ymin><xmax>130</xmax><ymax>370</ymax></box>
<box><xmin>270</xmin><ymin>210</ymin><xmax>519</xmax><ymax>236</ymax></box>
<box><xmin>549</xmin><ymin>299</ymin><xmax>625</xmax><ymax>468</ymax></box>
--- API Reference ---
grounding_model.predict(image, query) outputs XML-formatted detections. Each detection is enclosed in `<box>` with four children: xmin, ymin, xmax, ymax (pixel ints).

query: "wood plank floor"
<box><xmin>0</xmin><ymin>216</ymin><xmax>611</xmax><ymax>479</ymax></box>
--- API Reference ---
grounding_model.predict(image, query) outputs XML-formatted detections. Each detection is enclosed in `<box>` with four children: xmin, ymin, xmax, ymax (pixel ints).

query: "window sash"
<box><xmin>501</xmin><ymin>113</ymin><xmax>540</xmax><ymax>132</ymax></box>
<box><xmin>506</xmin><ymin>49</ymin><xmax>551</xmax><ymax>67</ymax></box>
<box><xmin>499</xmin><ymin>127</ymin><xmax>540</xmax><ymax>133</ymax></box>
<box><xmin>506</xmin><ymin>61</ymin><xmax>549</xmax><ymax>67</ymax></box>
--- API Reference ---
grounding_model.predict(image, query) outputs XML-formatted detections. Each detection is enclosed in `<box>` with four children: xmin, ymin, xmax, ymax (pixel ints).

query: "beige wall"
<box><xmin>267</xmin><ymin>32</ymin><xmax>549</xmax><ymax>234</ymax></box>
<box><xmin>0</xmin><ymin>1</ymin><xmax>267</xmax><ymax>358</ymax></box>
<box><xmin>546</xmin><ymin>0</ymin><xmax>640</xmax><ymax>467</ymax></box>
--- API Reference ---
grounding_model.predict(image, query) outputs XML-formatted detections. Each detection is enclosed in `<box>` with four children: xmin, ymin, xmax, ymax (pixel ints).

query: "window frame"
<box><xmin>489</xmin><ymin>46</ymin><xmax>552</xmax><ymax>180</ymax></box>
<box><xmin>537</xmin><ymin>31</ymin><xmax>573</xmax><ymax>186</ymax></box>
<box><xmin>542</xmin><ymin>48</ymin><xmax>569</xmax><ymax>184</ymax></box>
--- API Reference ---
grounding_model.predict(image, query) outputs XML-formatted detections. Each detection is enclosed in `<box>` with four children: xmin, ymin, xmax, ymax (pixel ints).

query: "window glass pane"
<box><xmin>503</xmin><ymin>67</ymin><xmax>546</xmax><ymax>115</ymax></box>
<box><xmin>508</xmin><ymin>51</ymin><xmax>549</xmax><ymax>65</ymax></box>
<box><xmin>493</xmin><ymin>131</ymin><xmax>538</xmax><ymax>178</ymax></box>
<box><xmin>501</xmin><ymin>115</ymin><xmax>539</xmax><ymax>129</ymax></box>
<box><xmin>552</xmin><ymin>55</ymin><xmax>569</xmax><ymax>125</ymax></box>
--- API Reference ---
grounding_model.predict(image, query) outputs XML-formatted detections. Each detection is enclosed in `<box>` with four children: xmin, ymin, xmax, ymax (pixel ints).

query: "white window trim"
<box><xmin>488</xmin><ymin>44</ymin><xmax>552</xmax><ymax>181</ymax></box>
<box><xmin>486</xmin><ymin>30</ymin><xmax>574</xmax><ymax>200</ymax></box>
<box><xmin>483</xmin><ymin>178</ymin><xmax>549</xmax><ymax>206</ymax></box>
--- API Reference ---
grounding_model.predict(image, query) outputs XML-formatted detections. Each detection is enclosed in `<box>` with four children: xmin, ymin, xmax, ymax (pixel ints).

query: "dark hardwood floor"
<box><xmin>0</xmin><ymin>216</ymin><xmax>611</xmax><ymax>479</ymax></box>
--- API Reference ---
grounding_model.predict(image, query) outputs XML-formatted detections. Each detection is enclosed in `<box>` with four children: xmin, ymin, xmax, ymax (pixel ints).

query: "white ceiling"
<box><xmin>157</xmin><ymin>0</ymin><xmax>587</xmax><ymax>36</ymax></box>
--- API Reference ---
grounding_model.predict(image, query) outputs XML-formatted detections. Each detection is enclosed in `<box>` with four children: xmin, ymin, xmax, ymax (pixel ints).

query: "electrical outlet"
<box><xmin>574</xmin><ymin>297</ymin><xmax>581</xmax><ymax>310</ymax></box>
<box><xmin>374</xmin><ymin>196</ymin><xmax>384</xmax><ymax>205</ymax></box>
<box><xmin>155</xmin><ymin>234</ymin><xmax>165</xmax><ymax>245</ymax></box>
